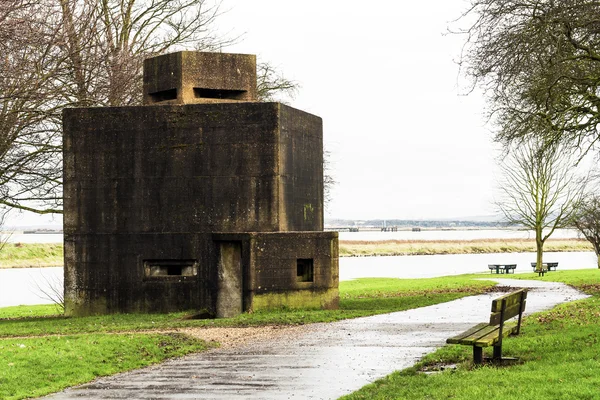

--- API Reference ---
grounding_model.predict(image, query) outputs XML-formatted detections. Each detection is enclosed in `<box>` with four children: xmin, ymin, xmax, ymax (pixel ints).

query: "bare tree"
<box><xmin>60</xmin><ymin>0</ymin><xmax>230</xmax><ymax>107</ymax></box>
<box><xmin>0</xmin><ymin>1</ymin><xmax>64</xmax><ymax>214</ymax></box>
<box><xmin>2</xmin><ymin>0</ymin><xmax>331</xmax><ymax>216</ymax></box>
<box><xmin>1</xmin><ymin>0</ymin><xmax>230</xmax><ymax>214</ymax></box>
<box><xmin>497</xmin><ymin>139</ymin><xmax>587</xmax><ymax>275</ymax></box>
<box><xmin>2</xmin><ymin>0</ymin><xmax>336</xmax><ymax>222</ymax></box>
<box><xmin>574</xmin><ymin>194</ymin><xmax>600</xmax><ymax>268</ymax></box>
<box><xmin>455</xmin><ymin>0</ymin><xmax>600</xmax><ymax>153</ymax></box>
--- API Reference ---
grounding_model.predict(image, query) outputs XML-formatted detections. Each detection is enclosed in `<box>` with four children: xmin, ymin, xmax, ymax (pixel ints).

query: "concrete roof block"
<box><xmin>143</xmin><ymin>51</ymin><xmax>257</xmax><ymax>105</ymax></box>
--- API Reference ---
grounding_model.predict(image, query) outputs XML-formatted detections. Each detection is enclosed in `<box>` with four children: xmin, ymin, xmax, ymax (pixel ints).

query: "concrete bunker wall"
<box><xmin>63</xmin><ymin>100</ymin><xmax>335</xmax><ymax>316</ymax></box>
<box><xmin>63</xmin><ymin>103</ymin><xmax>323</xmax><ymax>235</ymax></box>
<box><xmin>64</xmin><ymin>233</ymin><xmax>217</xmax><ymax>315</ymax></box>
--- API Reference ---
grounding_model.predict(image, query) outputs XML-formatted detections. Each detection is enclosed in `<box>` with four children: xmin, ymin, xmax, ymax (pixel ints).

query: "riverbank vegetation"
<box><xmin>0</xmin><ymin>243</ymin><xmax>63</xmax><ymax>268</ymax></box>
<box><xmin>0</xmin><ymin>276</ymin><xmax>494</xmax><ymax>399</ymax></box>
<box><xmin>0</xmin><ymin>240</ymin><xmax>594</xmax><ymax>268</ymax></box>
<box><xmin>339</xmin><ymin>238</ymin><xmax>592</xmax><ymax>257</ymax></box>
<box><xmin>343</xmin><ymin>269</ymin><xmax>600</xmax><ymax>399</ymax></box>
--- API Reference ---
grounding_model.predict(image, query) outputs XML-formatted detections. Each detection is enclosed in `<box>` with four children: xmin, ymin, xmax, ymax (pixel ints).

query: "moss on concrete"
<box><xmin>253</xmin><ymin>288</ymin><xmax>339</xmax><ymax>311</ymax></box>
<box><xmin>64</xmin><ymin>295</ymin><xmax>108</xmax><ymax>317</ymax></box>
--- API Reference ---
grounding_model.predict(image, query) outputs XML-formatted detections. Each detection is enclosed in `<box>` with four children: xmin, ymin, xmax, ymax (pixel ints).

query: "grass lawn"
<box><xmin>0</xmin><ymin>275</ymin><xmax>494</xmax><ymax>399</ymax></box>
<box><xmin>0</xmin><ymin>333</ymin><xmax>209</xmax><ymax>400</ymax></box>
<box><xmin>342</xmin><ymin>269</ymin><xmax>600</xmax><ymax>400</ymax></box>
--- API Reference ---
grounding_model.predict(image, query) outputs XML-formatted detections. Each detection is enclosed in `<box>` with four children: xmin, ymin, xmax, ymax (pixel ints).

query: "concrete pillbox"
<box><xmin>63</xmin><ymin>51</ymin><xmax>338</xmax><ymax>316</ymax></box>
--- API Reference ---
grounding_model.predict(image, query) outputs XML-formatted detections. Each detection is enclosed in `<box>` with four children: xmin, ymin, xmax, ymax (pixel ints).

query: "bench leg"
<box><xmin>493</xmin><ymin>344</ymin><xmax>502</xmax><ymax>360</ymax></box>
<box><xmin>473</xmin><ymin>346</ymin><xmax>483</xmax><ymax>364</ymax></box>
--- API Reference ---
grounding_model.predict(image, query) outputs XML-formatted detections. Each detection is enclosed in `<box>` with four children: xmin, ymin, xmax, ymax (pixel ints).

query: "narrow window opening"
<box><xmin>194</xmin><ymin>88</ymin><xmax>247</xmax><ymax>100</ymax></box>
<box><xmin>296</xmin><ymin>259</ymin><xmax>314</xmax><ymax>282</ymax></box>
<box><xmin>167</xmin><ymin>265</ymin><xmax>183</xmax><ymax>275</ymax></box>
<box><xmin>149</xmin><ymin>88</ymin><xmax>177</xmax><ymax>102</ymax></box>
<box><xmin>144</xmin><ymin>259</ymin><xmax>197</xmax><ymax>278</ymax></box>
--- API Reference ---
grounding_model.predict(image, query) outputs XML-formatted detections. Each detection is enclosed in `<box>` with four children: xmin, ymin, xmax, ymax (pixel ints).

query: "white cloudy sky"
<box><xmin>217</xmin><ymin>0</ymin><xmax>500</xmax><ymax>220</ymax></box>
<box><xmin>8</xmin><ymin>0</ymin><xmax>503</xmax><ymax>227</ymax></box>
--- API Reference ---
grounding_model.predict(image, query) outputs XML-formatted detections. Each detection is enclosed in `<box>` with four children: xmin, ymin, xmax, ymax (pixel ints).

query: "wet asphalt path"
<box><xmin>44</xmin><ymin>279</ymin><xmax>588</xmax><ymax>400</ymax></box>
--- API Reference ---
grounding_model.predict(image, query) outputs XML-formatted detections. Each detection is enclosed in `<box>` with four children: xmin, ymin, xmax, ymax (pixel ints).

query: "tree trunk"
<box><xmin>536</xmin><ymin>234</ymin><xmax>545</xmax><ymax>277</ymax></box>
<box><xmin>597</xmin><ymin>253</ymin><xmax>600</xmax><ymax>269</ymax></box>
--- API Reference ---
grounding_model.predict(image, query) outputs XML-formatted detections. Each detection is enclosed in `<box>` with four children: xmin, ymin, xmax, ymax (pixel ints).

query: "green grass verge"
<box><xmin>0</xmin><ymin>333</ymin><xmax>209</xmax><ymax>400</ymax></box>
<box><xmin>342</xmin><ymin>269</ymin><xmax>600</xmax><ymax>400</ymax></box>
<box><xmin>0</xmin><ymin>304</ymin><xmax>61</xmax><ymax>319</ymax></box>
<box><xmin>506</xmin><ymin>268</ymin><xmax>600</xmax><ymax>295</ymax></box>
<box><xmin>0</xmin><ymin>243</ymin><xmax>63</xmax><ymax>268</ymax></box>
<box><xmin>0</xmin><ymin>277</ymin><xmax>495</xmax><ymax>337</ymax></box>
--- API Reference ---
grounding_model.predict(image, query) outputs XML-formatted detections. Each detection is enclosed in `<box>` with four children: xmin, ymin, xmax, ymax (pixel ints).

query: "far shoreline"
<box><xmin>339</xmin><ymin>238</ymin><xmax>593</xmax><ymax>257</ymax></box>
<box><xmin>0</xmin><ymin>239</ymin><xmax>595</xmax><ymax>269</ymax></box>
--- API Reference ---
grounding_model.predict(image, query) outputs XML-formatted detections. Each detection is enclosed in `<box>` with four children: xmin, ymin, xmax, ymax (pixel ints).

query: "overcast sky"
<box><xmin>217</xmin><ymin>0</ymin><xmax>500</xmax><ymax>220</ymax></box>
<box><xmin>9</xmin><ymin>0</ymin><xmax>502</xmax><ymax>227</ymax></box>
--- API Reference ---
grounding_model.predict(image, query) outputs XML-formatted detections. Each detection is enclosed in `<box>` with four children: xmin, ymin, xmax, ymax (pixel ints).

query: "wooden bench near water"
<box><xmin>488</xmin><ymin>263</ymin><xmax>517</xmax><ymax>274</ymax></box>
<box><xmin>446</xmin><ymin>289</ymin><xmax>527</xmax><ymax>364</ymax></box>
<box><xmin>531</xmin><ymin>262</ymin><xmax>558</xmax><ymax>276</ymax></box>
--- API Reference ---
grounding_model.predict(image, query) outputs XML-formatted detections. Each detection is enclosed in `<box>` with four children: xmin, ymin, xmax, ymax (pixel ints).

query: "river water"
<box><xmin>0</xmin><ymin>229</ymin><xmax>596</xmax><ymax>308</ymax></box>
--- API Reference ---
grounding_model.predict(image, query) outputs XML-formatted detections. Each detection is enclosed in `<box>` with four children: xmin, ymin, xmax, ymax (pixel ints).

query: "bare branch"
<box><xmin>455</xmin><ymin>0</ymin><xmax>600</xmax><ymax>155</ymax></box>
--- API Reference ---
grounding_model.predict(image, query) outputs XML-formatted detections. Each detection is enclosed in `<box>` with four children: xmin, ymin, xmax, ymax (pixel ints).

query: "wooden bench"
<box><xmin>488</xmin><ymin>264</ymin><xmax>517</xmax><ymax>274</ymax></box>
<box><xmin>531</xmin><ymin>262</ymin><xmax>558</xmax><ymax>275</ymax></box>
<box><xmin>446</xmin><ymin>289</ymin><xmax>527</xmax><ymax>364</ymax></box>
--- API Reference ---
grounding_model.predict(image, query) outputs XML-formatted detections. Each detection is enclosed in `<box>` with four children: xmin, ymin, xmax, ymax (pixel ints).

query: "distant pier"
<box><xmin>326</xmin><ymin>227</ymin><xmax>360</xmax><ymax>232</ymax></box>
<box><xmin>325</xmin><ymin>226</ymin><xmax>418</xmax><ymax>233</ymax></box>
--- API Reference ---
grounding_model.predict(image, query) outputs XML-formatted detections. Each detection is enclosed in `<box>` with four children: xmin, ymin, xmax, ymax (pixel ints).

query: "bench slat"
<box><xmin>489</xmin><ymin>301</ymin><xmax>527</xmax><ymax>325</ymax></box>
<box><xmin>473</xmin><ymin>322</ymin><xmax>518</xmax><ymax>347</ymax></box>
<box><xmin>446</xmin><ymin>323</ymin><xmax>489</xmax><ymax>344</ymax></box>
<box><xmin>491</xmin><ymin>289</ymin><xmax>527</xmax><ymax>312</ymax></box>
<box><xmin>447</xmin><ymin>324</ymin><xmax>499</xmax><ymax>345</ymax></box>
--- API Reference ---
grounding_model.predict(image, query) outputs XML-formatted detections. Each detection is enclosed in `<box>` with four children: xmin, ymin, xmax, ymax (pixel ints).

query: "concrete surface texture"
<box><xmin>44</xmin><ymin>279</ymin><xmax>588</xmax><ymax>400</ymax></box>
<box><xmin>63</xmin><ymin>49</ymin><xmax>339</xmax><ymax>316</ymax></box>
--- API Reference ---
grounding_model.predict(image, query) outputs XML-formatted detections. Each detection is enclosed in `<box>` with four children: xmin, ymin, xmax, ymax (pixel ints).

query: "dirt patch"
<box><xmin>577</xmin><ymin>283</ymin><xmax>600</xmax><ymax>295</ymax></box>
<box><xmin>486</xmin><ymin>285</ymin><xmax>522</xmax><ymax>293</ymax></box>
<box><xmin>418</xmin><ymin>362</ymin><xmax>458</xmax><ymax>374</ymax></box>
<box><xmin>1</xmin><ymin>325</ymin><xmax>312</xmax><ymax>346</ymax></box>
<box><xmin>347</xmin><ymin>286</ymin><xmax>490</xmax><ymax>299</ymax></box>
<box><xmin>173</xmin><ymin>325</ymin><xmax>311</xmax><ymax>349</ymax></box>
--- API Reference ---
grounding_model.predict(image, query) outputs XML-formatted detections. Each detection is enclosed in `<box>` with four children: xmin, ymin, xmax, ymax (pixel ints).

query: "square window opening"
<box><xmin>296</xmin><ymin>259</ymin><xmax>314</xmax><ymax>282</ymax></box>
